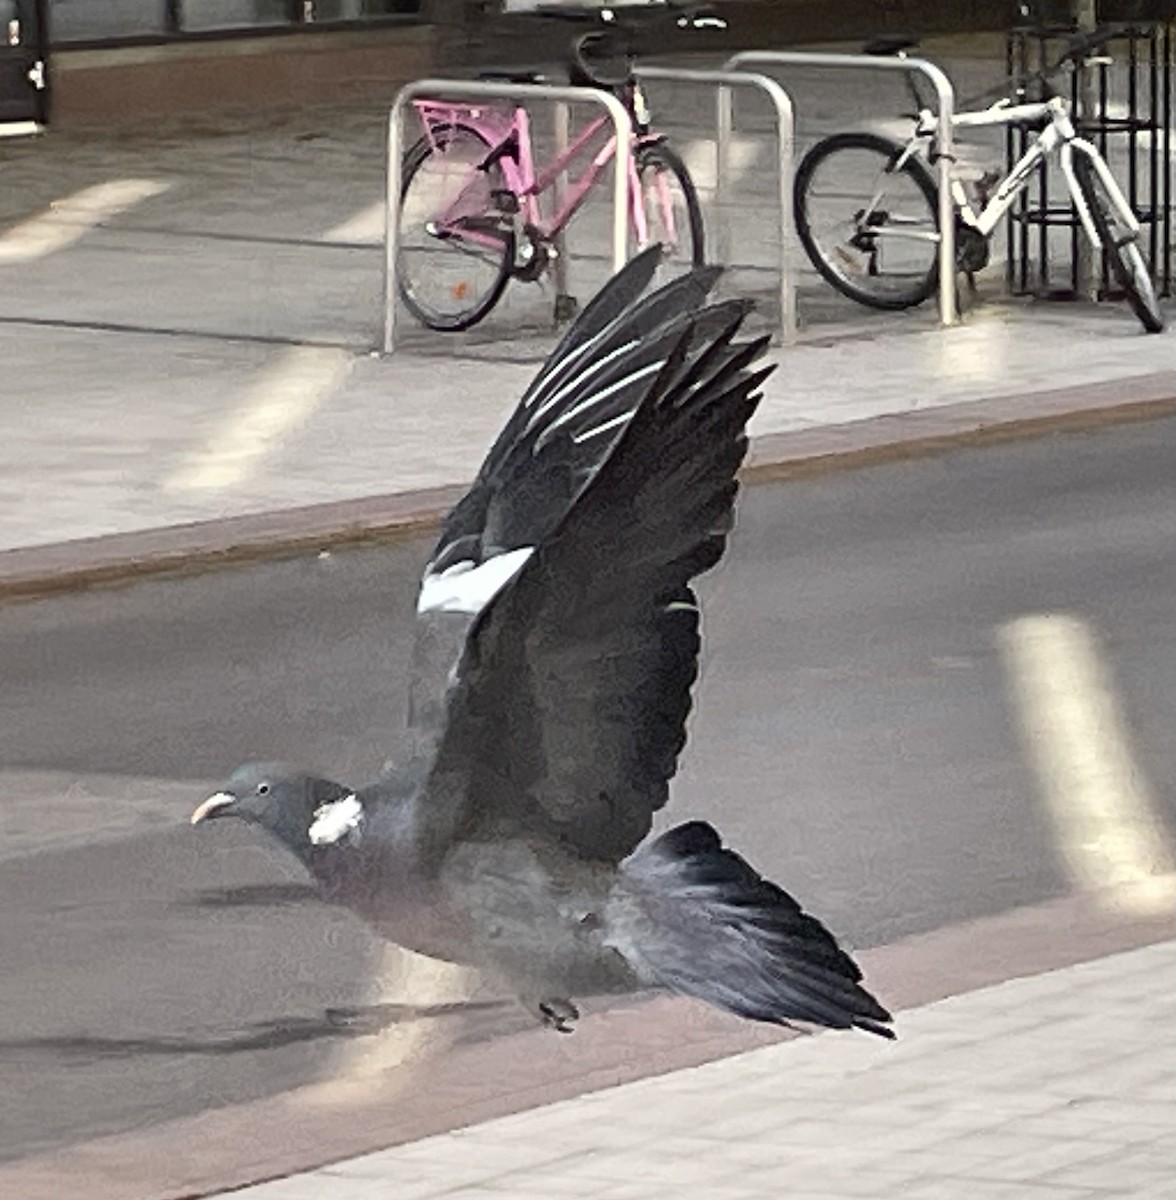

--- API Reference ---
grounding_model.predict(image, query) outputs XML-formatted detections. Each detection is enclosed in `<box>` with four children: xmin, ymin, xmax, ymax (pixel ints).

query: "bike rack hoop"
<box><xmin>385</xmin><ymin>79</ymin><xmax>633</xmax><ymax>355</ymax></box>
<box><xmin>634</xmin><ymin>66</ymin><xmax>797</xmax><ymax>344</ymax></box>
<box><xmin>725</xmin><ymin>50</ymin><xmax>959</xmax><ymax>328</ymax></box>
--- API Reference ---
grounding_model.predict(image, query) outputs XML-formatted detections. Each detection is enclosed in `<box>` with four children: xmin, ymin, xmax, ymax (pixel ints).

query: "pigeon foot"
<box><xmin>537</xmin><ymin>998</ymin><xmax>580</xmax><ymax>1034</ymax></box>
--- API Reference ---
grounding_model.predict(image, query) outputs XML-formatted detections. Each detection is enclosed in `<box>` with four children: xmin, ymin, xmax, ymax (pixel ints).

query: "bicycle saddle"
<box><xmin>863</xmin><ymin>33</ymin><xmax>920</xmax><ymax>56</ymax></box>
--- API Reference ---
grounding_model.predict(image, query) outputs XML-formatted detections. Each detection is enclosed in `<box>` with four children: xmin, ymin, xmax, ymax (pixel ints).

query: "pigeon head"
<box><xmin>191</xmin><ymin>763</ymin><xmax>353</xmax><ymax>858</ymax></box>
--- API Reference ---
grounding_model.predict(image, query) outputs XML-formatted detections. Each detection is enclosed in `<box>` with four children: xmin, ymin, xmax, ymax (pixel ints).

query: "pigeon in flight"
<box><xmin>192</xmin><ymin>249</ymin><xmax>894</xmax><ymax>1041</ymax></box>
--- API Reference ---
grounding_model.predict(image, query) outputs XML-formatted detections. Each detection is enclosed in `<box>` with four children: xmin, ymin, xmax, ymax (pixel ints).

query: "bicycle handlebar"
<box><xmin>1007</xmin><ymin>24</ymin><xmax>1124</xmax><ymax>103</ymax></box>
<box><xmin>887</xmin><ymin>23</ymin><xmax>1127</xmax><ymax>115</ymax></box>
<box><xmin>1045</xmin><ymin>24</ymin><xmax>1120</xmax><ymax>71</ymax></box>
<box><xmin>1027</xmin><ymin>23</ymin><xmax>1123</xmax><ymax>87</ymax></box>
<box><xmin>556</xmin><ymin>3</ymin><xmax>727</xmax><ymax>89</ymax></box>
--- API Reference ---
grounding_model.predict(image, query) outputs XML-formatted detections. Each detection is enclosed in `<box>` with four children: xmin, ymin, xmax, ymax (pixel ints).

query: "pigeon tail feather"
<box><xmin>609</xmin><ymin>821</ymin><xmax>895</xmax><ymax>1039</ymax></box>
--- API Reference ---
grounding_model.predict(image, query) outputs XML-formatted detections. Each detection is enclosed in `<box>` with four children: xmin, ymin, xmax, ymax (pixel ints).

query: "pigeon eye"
<box><xmin>257</xmin><ymin>783</ymin><xmax>270</xmax><ymax>796</ymax></box>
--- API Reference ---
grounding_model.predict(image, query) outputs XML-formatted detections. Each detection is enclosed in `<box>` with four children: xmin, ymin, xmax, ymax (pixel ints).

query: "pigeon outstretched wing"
<box><xmin>409</xmin><ymin>256</ymin><xmax>773</xmax><ymax>862</ymax></box>
<box><xmin>404</xmin><ymin>250</ymin><xmax>724</xmax><ymax>758</ymax></box>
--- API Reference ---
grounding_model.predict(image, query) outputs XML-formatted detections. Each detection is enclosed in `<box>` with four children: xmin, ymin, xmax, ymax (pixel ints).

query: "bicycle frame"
<box><xmin>412</xmin><ymin>96</ymin><xmax>671</xmax><ymax>254</ymax></box>
<box><xmin>892</xmin><ymin>94</ymin><xmax>1142</xmax><ymax>251</ymax></box>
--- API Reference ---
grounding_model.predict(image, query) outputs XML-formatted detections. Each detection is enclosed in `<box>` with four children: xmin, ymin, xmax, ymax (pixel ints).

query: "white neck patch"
<box><xmin>309</xmin><ymin>793</ymin><xmax>365</xmax><ymax>846</ymax></box>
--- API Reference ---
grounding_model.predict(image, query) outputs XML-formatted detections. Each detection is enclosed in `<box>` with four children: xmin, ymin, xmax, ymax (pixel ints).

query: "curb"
<box><xmin>743</xmin><ymin>374</ymin><xmax>1176</xmax><ymax>483</ymax></box>
<box><xmin>1</xmin><ymin>373</ymin><xmax>1173</xmax><ymax>603</ymax></box>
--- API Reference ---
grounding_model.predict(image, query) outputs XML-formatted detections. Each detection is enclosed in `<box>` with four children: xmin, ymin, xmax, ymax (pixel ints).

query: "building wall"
<box><xmin>44</xmin><ymin>0</ymin><xmax>1089</xmax><ymax>127</ymax></box>
<box><xmin>46</xmin><ymin>2</ymin><xmax>423</xmax><ymax>44</ymax></box>
<box><xmin>48</xmin><ymin>23</ymin><xmax>435</xmax><ymax>125</ymax></box>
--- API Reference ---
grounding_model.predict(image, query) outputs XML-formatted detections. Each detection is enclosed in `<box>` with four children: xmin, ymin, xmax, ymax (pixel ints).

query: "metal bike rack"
<box><xmin>726</xmin><ymin>50</ymin><xmax>960</xmax><ymax>328</ymax></box>
<box><xmin>635</xmin><ymin>66</ymin><xmax>797</xmax><ymax>344</ymax></box>
<box><xmin>385</xmin><ymin>79</ymin><xmax>633</xmax><ymax>354</ymax></box>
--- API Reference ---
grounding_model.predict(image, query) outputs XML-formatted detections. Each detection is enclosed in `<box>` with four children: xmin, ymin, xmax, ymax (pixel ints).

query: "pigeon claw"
<box><xmin>538</xmin><ymin>998</ymin><xmax>580</xmax><ymax>1034</ymax></box>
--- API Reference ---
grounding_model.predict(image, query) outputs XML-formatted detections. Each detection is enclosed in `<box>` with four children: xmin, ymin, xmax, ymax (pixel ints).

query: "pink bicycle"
<box><xmin>396</xmin><ymin>5</ymin><xmax>716</xmax><ymax>331</ymax></box>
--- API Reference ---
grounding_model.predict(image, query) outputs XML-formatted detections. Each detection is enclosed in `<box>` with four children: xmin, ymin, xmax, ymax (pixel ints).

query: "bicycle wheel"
<box><xmin>1071</xmin><ymin>152</ymin><xmax>1164</xmax><ymax>334</ymax></box>
<box><xmin>632</xmin><ymin>141</ymin><xmax>706</xmax><ymax>270</ymax></box>
<box><xmin>795</xmin><ymin>132</ymin><xmax>940</xmax><ymax>310</ymax></box>
<box><xmin>398</xmin><ymin>125</ymin><xmax>515</xmax><ymax>332</ymax></box>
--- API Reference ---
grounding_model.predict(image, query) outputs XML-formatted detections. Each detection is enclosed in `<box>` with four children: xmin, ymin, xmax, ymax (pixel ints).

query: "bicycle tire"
<box><xmin>1071</xmin><ymin>152</ymin><xmax>1165</xmax><ymax>334</ymax></box>
<box><xmin>398</xmin><ymin>125</ymin><xmax>515</xmax><ymax>333</ymax></box>
<box><xmin>633</xmin><ymin>141</ymin><xmax>706</xmax><ymax>270</ymax></box>
<box><xmin>794</xmin><ymin>131</ymin><xmax>940</xmax><ymax>311</ymax></box>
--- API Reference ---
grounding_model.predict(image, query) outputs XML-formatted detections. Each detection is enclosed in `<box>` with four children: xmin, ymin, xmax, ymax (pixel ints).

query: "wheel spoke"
<box><xmin>398</xmin><ymin>127</ymin><xmax>514</xmax><ymax>332</ymax></box>
<box><xmin>795</xmin><ymin>133</ymin><xmax>941</xmax><ymax>311</ymax></box>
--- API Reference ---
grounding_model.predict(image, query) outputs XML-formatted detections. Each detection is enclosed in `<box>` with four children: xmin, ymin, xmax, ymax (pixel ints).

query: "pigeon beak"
<box><xmin>191</xmin><ymin>791</ymin><xmax>237</xmax><ymax>825</ymax></box>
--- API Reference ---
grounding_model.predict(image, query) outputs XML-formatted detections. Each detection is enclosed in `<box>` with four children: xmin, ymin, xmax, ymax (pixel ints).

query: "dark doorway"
<box><xmin>0</xmin><ymin>0</ymin><xmax>48</xmax><ymax>127</ymax></box>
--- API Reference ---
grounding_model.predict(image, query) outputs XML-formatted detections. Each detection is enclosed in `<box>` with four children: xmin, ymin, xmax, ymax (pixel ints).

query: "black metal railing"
<box><xmin>1005</xmin><ymin>17</ymin><xmax>1173</xmax><ymax>300</ymax></box>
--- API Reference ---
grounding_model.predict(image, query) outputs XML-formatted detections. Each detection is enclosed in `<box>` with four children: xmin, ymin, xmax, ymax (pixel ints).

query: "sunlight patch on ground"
<box><xmin>322</xmin><ymin>200</ymin><xmax>386</xmax><ymax>245</ymax></box>
<box><xmin>165</xmin><ymin>344</ymin><xmax>353</xmax><ymax>492</ymax></box>
<box><xmin>998</xmin><ymin>611</ymin><xmax>1175</xmax><ymax>915</ymax></box>
<box><xmin>300</xmin><ymin>945</ymin><xmax>482</xmax><ymax>1108</ymax></box>
<box><xmin>0</xmin><ymin>179</ymin><xmax>172</xmax><ymax>264</ymax></box>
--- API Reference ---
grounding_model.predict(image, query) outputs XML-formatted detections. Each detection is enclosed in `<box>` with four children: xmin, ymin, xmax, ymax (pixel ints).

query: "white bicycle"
<box><xmin>794</xmin><ymin>30</ymin><xmax>1165</xmax><ymax>333</ymax></box>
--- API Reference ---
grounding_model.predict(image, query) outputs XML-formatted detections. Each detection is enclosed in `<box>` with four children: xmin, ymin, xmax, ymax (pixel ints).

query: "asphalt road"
<box><xmin>3</xmin><ymin>416</ymin><xmax>1176</xmax><ymax>1163</ymax></box>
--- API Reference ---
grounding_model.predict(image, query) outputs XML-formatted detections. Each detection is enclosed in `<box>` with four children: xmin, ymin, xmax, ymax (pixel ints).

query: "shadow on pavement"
<box><xmin>0</xmin><ymin>998</ymin><xmax>518</xmax><ymax>1065</ymax></box>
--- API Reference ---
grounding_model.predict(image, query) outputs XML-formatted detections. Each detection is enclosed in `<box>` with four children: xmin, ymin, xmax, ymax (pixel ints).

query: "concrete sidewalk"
<box><xmin>0</xmin><ymin>303</ymin><xmax>1173</xmax><ymax>593</ymax></box>
<box><xmin>225</xmin><ymin>938</ymin><xmax>1176</xmax><ymax>1200</ymax></box>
